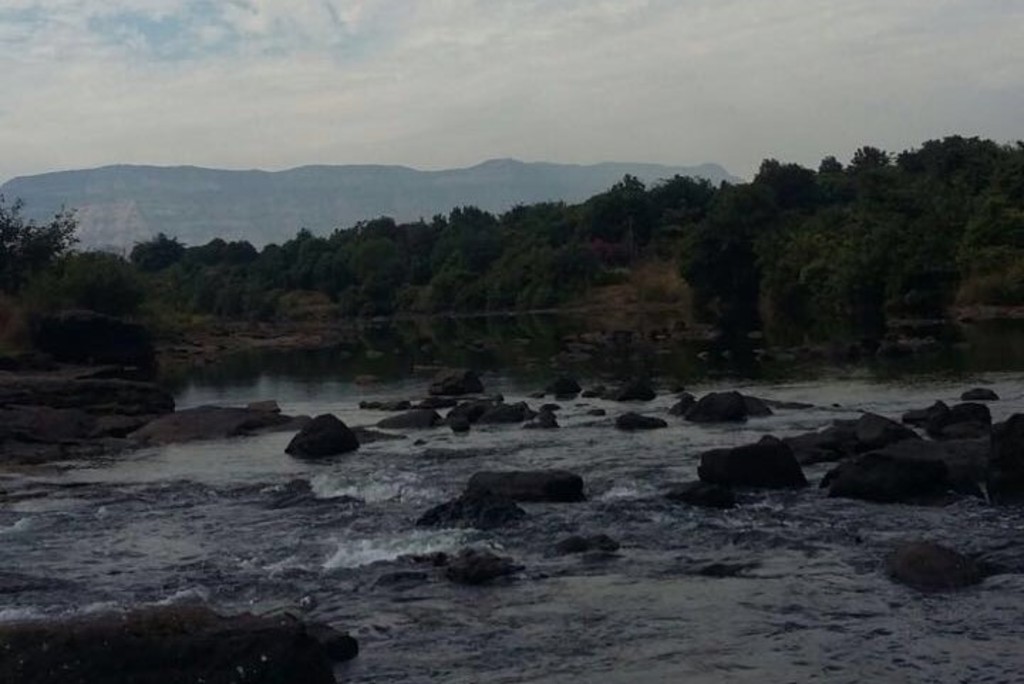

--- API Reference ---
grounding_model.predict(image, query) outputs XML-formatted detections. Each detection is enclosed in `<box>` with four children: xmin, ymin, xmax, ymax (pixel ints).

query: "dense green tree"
<box><xmin>0</xmin><ymin>197</ymin><xmax>77</xmax><ymax>293</ymax></box>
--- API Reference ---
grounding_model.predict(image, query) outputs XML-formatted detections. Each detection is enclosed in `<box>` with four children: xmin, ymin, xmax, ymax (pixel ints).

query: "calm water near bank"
<box><xmin>3</xmin><ymin>315</ymin><xmax>1024</xmax><ymax>682</ymax></box>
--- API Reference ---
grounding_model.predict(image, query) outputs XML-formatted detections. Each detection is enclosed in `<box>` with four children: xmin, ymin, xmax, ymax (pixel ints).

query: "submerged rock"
<box><xmin>886</xmin><ymin>541</ymin><xmax>983</xmax><ymax>591</ymax></box>
<box><xmin>615</xmin><ymin>412</ymin><xmax>668</xmax><ymax>431</ymax></box>
<box><xmin>445</xmin><ymin>548</ymin><xmax>521</xmax><ymax>585</ymax></box>
<box><xmin>0</xmin><ymin>605</ymin><xmax>353</xmax><ymax>684</ymax></box>
<box><xmin>376</xmin><ymin>409</ymin><xmax>442</xmax><ymax>430</ymax></box>
<box><xmin>429</xmin><ymin>369</ymin><xmax>484</xmax><ymax>396</ymax></box>
<box><xmin>698</xmin><ymin>436</ymin><xmax>807</xmax><ymax>489</ymax></box>
<box><xmin>285</xmin><ymin>414</ymin><xmax>359</xmax><ymax>458</ymax></box>
<box><xmin>416</xmin><ymin>489</ymin><xmax>526</xmax><ymax>530</ymax></box>
<box><xmin>554</xmin><ymin>534</ymin><xmax>620</xmax><ymax>555</ymax></box>
<box><xmin>664</xmin><ymin>481</ymin><xmax>736</xmax><ymax>509</ymax></box>
<box><xmin>467</xmin><ymin>470</ymin><xmax>586</xmax><ymax>502</ymax></box>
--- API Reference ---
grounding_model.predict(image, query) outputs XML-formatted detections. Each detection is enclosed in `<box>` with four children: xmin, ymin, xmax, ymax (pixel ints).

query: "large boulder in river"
<box><xmin>962</xmin><ymin>387</ymin><xmax>999</xmax><ymax>402</ymax></box>
<box><xmin>132</xmin><ymin>406</ymin><xmax>305</xmax><ymax>446</ymax></box>
<box><xmin>668</xmin><ymin>393</ymin><xmax>696</xmax><ymax>416</ymax></box>
<box><xmin>823</xmin><ymin>452</ymin><xmax>950</xmax><ymax>503</ymax></box>
<box><xmin>30</xmin><ymin>310</ymin><xmax>155</xmax><ymax>369</ymax></box>
<box><xmin>477</xmin><ymin>402</ymin><xmax>536</xmax><ymax>424</ymax></box>
<box><xmin>416</xmin><ymin>489</ymin><xmax>526</xmax><ymax>530</ymax></box>
<box><xmin>925</xmin><ymin>402</ymin><xmax>992</xmax><ymax>440</ymax></box>
<box><xmin>988</xmin><ymin>414</ymin><xmax>1024</xmax><ymax>503</ymax></box>
<box><xmin>377</xmin><ymin>409</ymin><xmax>442</xmax><ymax>430</ymax></box>
<box><xmin>902</xmin><ymin>401</ymin><xmax>949</xmax><ymax>428</ymax></box>
<box><xmin>855</xmin><ymin>413</ymin><xmax>920</xmax><ymax>451</ymax></box>
<box><xmin>467</xmin><ymin>470</ymin><xmax>586</xmax><ymax>502</ymax></box>
<box><xmin>285</xmin><ymin>414</ymin><xmax>359</xmax><ymax>458</ymax></box>
<box><xmin>685</xmin><ymin>391</ymin><xmax>749</xmax><ymax>423</ymax></box>
<box><xmin>445</xmin><ymin>399</ymin><xmax>496</xmax><ymax>426</ymax></box>
<box><xmin>697</xmin><ymin>436</ymin><xmax>807</xmax><ymax>489</ymax></box>
<box><xmin>429</xmin><ymin>369</ymin><xmax>484</xmax><ymax>396</ymax></box>
<box><xmin>615</xmin><ymin>412</ymin><xmax>668</xmax><ymax>431</ymax></box>
<box><xmin>785</xmin><ymin>423</ymin><xmax>859</xmax><ymax>465</ymax></box>
<box><xmin>610</xmin><ymin>379</ymin><xmax>656</xmax><ymax>402</ymax></box>
<box><xmin>0</xmin><ymin>605</ymin><xmax>353</xmax><ymax>684</ymax></box>
<box><xmin>885</xmin><ymin>541</ymin><xmax>983</xmax><ymax>591</ymax></box>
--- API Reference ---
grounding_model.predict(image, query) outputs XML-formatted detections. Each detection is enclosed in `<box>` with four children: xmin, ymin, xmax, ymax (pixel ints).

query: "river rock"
<box><xmin>467</xmin><ymin>470</ymin><xmax>586</xmax><ymax>502</ymax></box>
<box><xmin>902</xmin><ymin>401</ymin><xmax>949</xmax><ymax>427</ymax></box>
<box><xmin>885</xmin><ymin>541</ymin><xmax>983</xmax><ymax>591</ymax></box>
<box><xmin>449</xmin><ymin>413</ymin><xmax>471</xmax><ymax>433</ymax></box>
<box><xmin>417</xmin><ymin>489</ymin><xmax>526</xmax><ymax>530</ymax></box>
<box><xmin>416</xmin><ymin>396</ymin><xmax>459</xmax><ymax>410</ymax></box>
<box><xmin>823</xmin><ymin>452</ymin><xmax>950</xmax><ymax>503</ymax></box>
<box><xmin>855</xmin><ymin>413</ymin><xmax>920</xmax><ymax>451</ymax></box>
<box><xmin>664</xmin><ymin>481</ymin><xmax>736</xmax><ymax>509</ymax></box>
<box><xmin>30</xmin><ymin>310</ymin><xmax>155</xmax><ymax>369</ymax></box>
<box><xmin>445</xmin><ymin>400</ymin><xmax>496</xmax><ymax>426</ymax></box>
<box><xmin>867</xmin><ymin>438</ymin><xmax>988</xmax><ymax>497</ymax></box>
<box><xmin>477</xmin><ymin>402</ymin><xmax>536</xmax><ymax>424</ymax></box>
<box><xmin>285</xmin><ymin>414</ymin><xmax>359</xmax><ymax>458</ymax></box>
<box><xmin>376</xmin><ymin>409</ymin><xmax>442</xmax><ymax>430</ymax></box>
<box><xmin>685</xmin><ymin>391</ymin><xmax>749</xmax><ymax>423</ymax></box>
<box><xmin>961</xmin><ymin>388</ymin><xmax>999</xmax><ymax>401</ymax></box>
<box><xmin>132</xmin><ymin>406</ymin><xmax>305</xmax><ymax>446</ymax></box>
<box><xmin>445</xmin><ymin>549</ymin><xmax>521</xmax><ymax>585</ymax></box>
<box><xmin>246</xmin><ymin>400</ymin><xmax>280</xmax><ymax>413</ymax></box>
<box><xmin>429</xmin><ymin>369</ymin><xmax>484</xmax><ymax>396</ymax></box>
<box><xmin>0</xmin><ymin>377</ymin><xmax>174</xmax><ymax>417</ymax></box>
<box><xmin>615</xmin><ymin>412</ymin><xmax>668</xmax><ymax>431</ymax></box>
<box><xmin>988</xmin><ymin>414</ymin><xmax>1024</xmax><ymax>502</ymax></box>
<box><xmin>785</xmin><ymin>424</ymin><xmax>858</xmax><ymax>465</ymax></box>
<box><xmin>524</xmin><ymin>409</ymin><xmax>559</xmax><ymax>429</ymax></box>
<box><xmin>668</xmin><ymin>393</ymin><xmax>696</xmax><ymax>416</ymax></box>
<box><xmin>697</xmin><ymin>436</ymin><xmax>808</xmax><ymax>488</ymax></box>
<box><xmin>0</xmin><ymin>605</ymin><xmax>352</xmax><ymax>684</ymax></box>
<box><xmin>359</xmin><ymin>400</ymin><xmax>411</xmax><ymax>411</ymax></box>
<box><xmin>0</xmin><ymin>405</ymin><xmax>96</xmax><ymax>443</ymax></box>
<box><xmin>581</xmin><ymin>385</ymin><xmax>606</xmax><ymax>399</ymax></box>
<box><xmin>554</xmin><ymin>534</ymin><xmax>620</xmax><ymax>555</ymax></box>
<box><xmin>925</xmin><ymin>402</ymin><xmax>992</xmax><ymax>440</ymax></box>
<box><xmin>546</xmin><ymin>376</ymin><xmax>581</xmax><ymax>398</ymax></box>
<box><xmin>742</xmin><ymin>395</ymin><xmax>773</xmax><ymax>417</ymax></box>
<box><xmin>610</xmin><ymin>379</ymin><xmax>656</xmax><ymax>402</ymax></box>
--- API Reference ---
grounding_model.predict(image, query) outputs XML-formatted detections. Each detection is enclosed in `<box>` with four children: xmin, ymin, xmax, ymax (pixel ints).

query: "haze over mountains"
<box><xmin>1</xmin><ymin>159</ymin><xmax>737</xmax><ymax>250</ymax></box>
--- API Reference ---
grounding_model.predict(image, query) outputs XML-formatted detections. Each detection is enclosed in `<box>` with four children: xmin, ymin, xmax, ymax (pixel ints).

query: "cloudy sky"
<box><xmin>1</xmin><ymin>0</ymin><xmax>1021</xmax><ymax>182</ymax></box>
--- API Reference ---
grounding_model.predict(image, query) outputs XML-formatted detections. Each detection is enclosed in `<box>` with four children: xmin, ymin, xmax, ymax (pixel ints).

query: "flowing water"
<box><xmin>3</xmin><ymin>317</ymin><xmax>1024</xmax><ymax>682</ymax></box>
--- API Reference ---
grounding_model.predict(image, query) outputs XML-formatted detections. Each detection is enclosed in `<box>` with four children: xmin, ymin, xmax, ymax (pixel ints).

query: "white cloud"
<box><xmin>0</xmin><ymin>0</ymin><xmax>1021</xmax><ymax>181</ymax></box>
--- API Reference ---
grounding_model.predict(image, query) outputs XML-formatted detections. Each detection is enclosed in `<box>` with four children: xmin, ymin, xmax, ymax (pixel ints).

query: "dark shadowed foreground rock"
<box><xmin>429</xmin><ymin>369</ymin><xmax>484</xmax><ymax>396</ymax></box>
<box><xmin>132</xmin><ymin>406</ymin><xmax>307</xmax><ymax>446</ymax></box>
<box><xmin>925</xmin><ymin>402</ymin><xmax>992</xmax><ymax>440</ymax></box>
<box><xmin>823</xmin><ymin>452</ymin><xmax>950</xmax><ymax>503</ymax></box>
<box><xmin>902</xmin><ymin>401</ymin><xmax>949</xmax><ymax>427</ymax></box>
<box><xmin>615</xmin><ymin>412</ymin><xmax>668</xmax><ymax>431</ymax></box>
<box><xmin>30</xmin><ymin>310</ymin><xmax>155</xmax><ymax>369</ymax></box>
<box><xmin>685</xmin><ymin>391</ymin><xmax>749</xmax><ymax>423</ymax></box>
<box><xmin>664</xmin><ymin>481</ymin><xmax>737</xmax><ymax>509</ymax></box>
<box><xmin>467</xmin><ymin>470</ymin><xmax>586</xmax><ymax>502</ymax></box>
<box><xmin>785</xmin><ymin>423</ymin><xmax>859</xmax><ymax>465</ymax></box>
<box><xmin>989</xmin><ymin>413</ymin><xmax>1024</xmax><ymax>502</ymax></box>
<box><xmin>416</xmin><ymin>489</ymin><xmax>526</xmax><ymax>530</ymax></box>
<box><xmin>445</xmin><ymin>548</ymin><xmax>521</xmax><ymax>585</ymax></box>
<box><xmin>698</xmin><ymin>436</ymin><xmax>807</xmax><ymax>489</ymax></box>
<box><xmin>668</xmin><ymin>393</ymin><xmax>696</xmax><ymax>416</ymax></box>
<box><xmin>962</xmin><ymin>387</ymin><xmax>999</xmax><ymax>401</ymax></box>
<box><xmin>886</xmin><ymin>541</ymin><xmax>983</xmax><ymax>591</ymax></box>
<box><xmin>285</xmin><ymin>414</ymin><xmax>359</xmax><ymax>458</ymax></box>
<box><xmin>554</xmin><ymin>534</ymin><xmax>620</xmax><ymax>555</ymax></box>
<box><xmin>855</xmin><ymin>413</ymin><xmax>920</xmax><ymax>451</ymax></box>
<box><xmin>377</xmin><ymin>409</ymin><xmax>442</xmax><ymax>430</ymax></box>
<box><xmin>0</xmin><ymin>605</ymin><xmax>354</xmax><ymax>684</ymax></box>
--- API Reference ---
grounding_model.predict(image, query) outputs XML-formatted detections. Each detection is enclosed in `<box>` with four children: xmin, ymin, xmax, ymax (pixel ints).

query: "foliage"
<box><xmin>0</xmin><ymin>197</ymin><xmax>77</xmax><ymax>293</ymax></box>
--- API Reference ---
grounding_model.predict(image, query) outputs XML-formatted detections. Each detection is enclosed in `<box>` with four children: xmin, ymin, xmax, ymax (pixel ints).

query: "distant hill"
<box><xmin>0</xmin><ymin>159</ymin><xmax>738</xmax><ymax>249</ymax></box>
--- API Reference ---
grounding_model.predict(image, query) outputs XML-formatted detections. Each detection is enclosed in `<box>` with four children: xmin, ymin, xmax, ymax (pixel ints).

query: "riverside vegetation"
<box><xmin>2</xmin><ymin>135</ymin><xmax>1024</xmax><ymax>353</ymax></box>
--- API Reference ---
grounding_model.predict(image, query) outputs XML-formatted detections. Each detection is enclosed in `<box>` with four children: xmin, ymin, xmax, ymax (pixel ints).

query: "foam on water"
<box><xmin>323</xmin><ymin>529</ymin><xmax>469</xmax><ymax>570</ymax></box>
<box><xmin>310</xmin><ymin>471</ymin><xmax>435</xmax><ymax>503</ymax></box>
<box><xmin>0</xmin><ymin>517</ymin><xmax>33</xmax><ymax>535</ymax></box>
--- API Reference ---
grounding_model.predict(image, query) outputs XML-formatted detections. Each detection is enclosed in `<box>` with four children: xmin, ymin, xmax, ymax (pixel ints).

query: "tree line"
<box><xmin>2</xmin><ymin>135</ymin><xmax>1022</xmax><ymax>342</ymax></box>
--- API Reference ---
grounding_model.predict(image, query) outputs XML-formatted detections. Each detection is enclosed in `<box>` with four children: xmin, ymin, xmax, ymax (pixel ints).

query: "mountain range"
<box><xmin>1</xmin><ymin>159</ymin><xmax>738</xmax><ymax>249</ymax></box>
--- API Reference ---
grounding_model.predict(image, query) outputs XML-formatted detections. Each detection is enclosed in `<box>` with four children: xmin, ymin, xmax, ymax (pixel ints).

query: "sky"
<box><xmin>1</xmin><ymin>0</ymin><xmax>1022</xmax><ymax>182</ymax></box>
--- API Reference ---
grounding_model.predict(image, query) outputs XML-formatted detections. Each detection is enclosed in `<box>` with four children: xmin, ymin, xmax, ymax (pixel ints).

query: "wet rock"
<box><xmin>586</xmin><ymin>408</ymin><xmax>607</xmax><ymax>417</ymax></box>
<box><xmin>415</xmin><ymin>396</ymin><xmax>459</xmax><ymax>410</ymax></box>
<box><xmin>376</xmin><ymin>409</ymin><xmax>442</xmax><ymax>430</ymax></box>
<box><xmin>988</xmin><ymin>414</ymin><xmax>1024</xmax><ymax>502</ymax></box>
<box><xmin>902</xmin><ymin>401</ymin><xmax>949</xmax><ymax>427</ymax></box>
<box><xmin>477</xmin><ymin>402</ymin><xmax>536</xmax><ymax>424</ymax></box>
<box><xmin>416</xmin><ymin>489</ymin><xmax>526</xmax><ymax>530</ymax></box>
<box><xmin>924</xmin><ymin>402</ymin><xmax>992</xmax><ymax>440</ymax></box>
<box><xmin>0</xmin><ymin>377</ymin><xmax>174</xmax><ymax>417</ymax></box>
<box><xmin>962</xmin><ymin>388</ymin><xmax>999</xmax><ymax>402</ymax></box>
<box><xmin>133</xmin><ymin>406</ymin><xmax>307</xmax><ymax>446</ymax></box>
<box><xmin>0</xmin><ymin>405</ymin><xmax>96</xmax><ymax>443</ymax></box>
<box><xmin>886</xmin><ymin>541</ymin><xmax>983</xmax><ymax>591</ymax></box>
<box><xmin>668</xmin><ymin>393</ymin><xmax>696</xmax><ymax>416</ymax></box>
<box><xmin>359</xmin><ymin>400</ymin><xmax>412</xmax><ymax>411</ymax></box>
<box><xmin>467</xmin><ymin>470</ymin><xmax>586</xmax><ymax>502</ymax></box>
<box><xmin>350</xmin><ymin>427</ymin><xmax>404</xmax><ymax>444</ymax></box>
<box><xmin>741</xmin><ymin>395</ymin><xmax>773</xmax><ymax>417</ymax></box>
<box><xmin>0</xmin><ymin>605</ymin><xmax>349</xmax><ymax>684</ymax></box>
<box><xmin>246</xmin><ymin>400</ymin><xmax>280</xmax><ymax>413</ymax></box>
<box><xmin>785</xmin><ymin>424</ymin><xmax>858</xmax><ymax>465</ymax></box>
<box><xmin>90</xmin><ymin>414</ymin><xmax>154</xmax><ymax>439</ymax></box>
<box><xmin>697</xmin><ymin>562</ymin><xmax>759</xmax><ymax>578</ymax></box>
<box><xmin>554</xmin><ymin>534</ymin><xmax>620</xmax><ymax>555</ymax></box>
<box><xmin>524</xmin><ymin>409</ymin><xmax>559</xmax><ymax>429</ymax></box>
<box><xmin>823</xmin><ymin>452</ymin><xmax>950</xmax><ymax>503</ymax></box>
<box><xmin>449</xmin><ymin>414</ymin><xmax>471</xmax><ymax>433</ymax></box>
<box><xmin>615</xmin><ymin>412</ymin><xmax>668</xmax><ymax>431</ymax></box>
<box><xmin>307</xmin><ymin>624</ymin><xmax>359</xmax><ymax>663</ymax></box>
<box><xmin>867</xmin><ymin>438</ymin><xmax>988</xmax><ymax>497</ymax></box>
<box><xmin>540</xmin><ymin>403</ymin><xmax>562</xmax><ymax>412</ymax></box>
<box><xmin>685</xmin><ymin>391</ymin><xmax>749</xmax><ymax>423</ymax></box>
<box><xmin>855</xmin><ymin>413</ymin><xmax>920</xmax><ymax>451</ymax></box>
<box><xmin>30</xmin><ymin>310</ymin><xmax>155</xmax><ymax>369</ymax></box>
<box><xmin>581</xmin><ymin>385</ymin><xmax>606</xmax><ymax>399</ymax></box>
<box><xmin>445</xmin><ymin>400</ymin><xmax>496</xmax><ymax>426</ymax></box>
<box><xmin>698</xmin><ymin>436</ymin><xmax>807</xmax><ymax>489</ymax></box>
<box><xmin>445</xmin><ymin>549</ymin><xmax>520</xmax><ymax>585</ymax></box>
<box><xmin>664</xmin><ymin>481</ymin><xmax>736</xmax><ymax>509</ymax></box>
<box><xmin>285</xmin><ymin>414</ymin><xmax>359</xmax><ymax>458</ymax></box>
<box><xmin>610</xmin><ymin>379</ymin><xmax>656</xmax><ymax>402</ymax></box>
<box><xmin>429</xmin><ymin>369</ymin><xmax>484</xmax><ymax>396</ymax></box>
<box><xmin>546</xmin><ymin>376</ymin><xmax>581</xmax><ymax>398</ymax></box>
<box><xmin>373</xmin><ymin>570</ymin><xmax>430</xmax><ymax>589</ymax></box>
